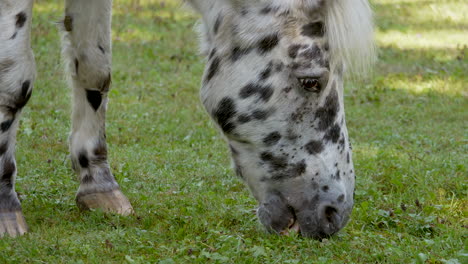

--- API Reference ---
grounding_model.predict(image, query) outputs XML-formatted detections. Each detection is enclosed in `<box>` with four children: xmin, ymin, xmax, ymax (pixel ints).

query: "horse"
<box><xmin>0</xmin><ymin>0</ymin><xmax>374</xmax><ymax>239</ymax></box>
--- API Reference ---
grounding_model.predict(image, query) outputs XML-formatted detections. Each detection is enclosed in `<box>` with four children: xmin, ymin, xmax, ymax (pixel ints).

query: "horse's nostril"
<box><xmin>317</xmin><ymin>204</ymin><xmax>341</xmax><ymax>236</ymax></box>
<box><xmin>324</xmin><ymin>206</ymin><xmax>338</xmax><ymax>223</ymax></box>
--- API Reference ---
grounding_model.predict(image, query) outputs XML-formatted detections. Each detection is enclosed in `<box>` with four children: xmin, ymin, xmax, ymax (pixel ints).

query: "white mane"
<box><xmin>325</xmin><ymin>0</ymin><xmax>376</xmax><ymax>78</ymax></box>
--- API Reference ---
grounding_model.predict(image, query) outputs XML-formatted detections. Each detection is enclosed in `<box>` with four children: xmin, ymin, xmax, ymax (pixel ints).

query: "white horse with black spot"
<box><xmin>0</xmin><ymin>0</ymin><xmax>374</xmax><ymax>239</ymax></box>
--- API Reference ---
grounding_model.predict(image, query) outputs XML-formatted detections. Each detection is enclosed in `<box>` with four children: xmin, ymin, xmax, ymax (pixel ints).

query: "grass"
<box><xmin>0</xmin><ymin>0</ymin><xmax>466</xmax><ymax>263</ymax></box>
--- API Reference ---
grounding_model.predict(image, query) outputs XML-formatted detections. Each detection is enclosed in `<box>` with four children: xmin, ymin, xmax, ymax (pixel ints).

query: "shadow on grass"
<box><xmin>375</xmin><ymin>46</ymin><xmax>466</xmax><ymax>77</ymax></box>
<box><xmin>372</xmin><ymin>0</ymin><xmax>468</xmax><ymax>32</ymax></box>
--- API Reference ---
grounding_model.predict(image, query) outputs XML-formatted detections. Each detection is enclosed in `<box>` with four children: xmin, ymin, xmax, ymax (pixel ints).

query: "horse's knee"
<box><xmin>0</xmin><ymin>54</ymin><xmax>36</xmax><ymax>124</ymax></box>
<box><xmin>65</xmin><ymin>45</ymin><xmax>112</xmax><ymax>93</ymax></box>
<box><xmin>59</xmin><ymin>2</ymin><xmax>112</xmax><ymax>94</ymax></box>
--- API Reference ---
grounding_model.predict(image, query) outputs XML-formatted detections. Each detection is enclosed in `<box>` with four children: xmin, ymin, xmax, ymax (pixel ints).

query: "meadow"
<box><xmin>0</xmin><ymin>0</ymin><xmax>466</xmax><ymax>263</ymax></box>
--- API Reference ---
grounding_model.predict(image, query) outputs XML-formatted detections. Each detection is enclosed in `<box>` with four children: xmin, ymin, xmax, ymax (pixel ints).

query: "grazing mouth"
<box><xmin>257</xmin><ymin>195</ymin><xmax>348</xmax><ymax>238</ymax></box>
<box><xmin>276</xmin><ymin>204</ymin><xmax>341</xmax><ymax>239</ymax></box>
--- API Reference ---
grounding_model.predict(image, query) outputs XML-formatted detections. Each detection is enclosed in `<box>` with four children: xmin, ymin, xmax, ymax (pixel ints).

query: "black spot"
<box><xmin>339</xmin><ymin>136</ymin><xmax>345</xmax><ymax>149</ymax></box>
<box><xmin>86</xmin><ymin>90</ymin><xmax>102</xmax><ymax>111</ymax></box>
<box><xmin>337</xmin><ymin>194</ymin><xmax>345</xmax><ymax>203</ymax></box>
<box><xmin>258</xmin><ymin>34</ymin><xmax>280</xmax><ymax>54</ymax></box>
<box><xmin>324</xmin><ymin>124</ymin><xmax>341</xmax><ymax>143</ymax></box>
<box><xmin>259</xmin><ymin>87</ymin><xmax>274</xmax><ymax>102</ymax></box>
<box><xmin>15</xmin><ymin>12</ymin><xmax>27</xmax><ymax>28</ymax></box>
<box><xmin>78</xmin><ymin>151</ymin><xmax>89</xmax><ymax>168</ymax></box>
<box><xmin>293</xmin><ymin>160</ymin><xmax>307</xmax><ymax>175</ymax></box>
<box><xmin>346</xmin><ymin>152</ymin><xmax>350</xmax><ymax>163</ymax></box>
<box><xmin>1</xmin><ymin>159</ymin><xmax>16</xmax><ymax>189</ymax></box>
<box><xmin>1</xmin><ymin>120</ymin><xmax>14</xmax><ymax>132</ymax></box>
<box><xmin>237</xmin><ymin>114</ymin><xmax>252</xmax><ymax>124</ymax></box>
<box><xmin>301</xmin><ymin>44</ymin><xmax>322</xmax><ymax>60</ymax></box>
<box><xmin>213</xmin><ymin>14</ymin><xmax>223</xmax><ymax>35</ymax></box>
<box><xmin>301</xmin><ymin>22</ymin><xmax>324</xmax><ymax>38</ymax></box>
<box><xmin>260</xmin><ymin>5</ymin><xmax>273</xmax><ymax>14</ymax></box>
<box><xmin>64</xmin><ymin>15</ymin><xmax>73</xmax><ymax>31</ymax></box>
<box><xmin>260</xmin><ymin>152</ymin><xmax>287</xmax><ymax>170</ymax></box>
<box><xmin>274</xmin><ymin>62</ymin><xmax>284</xmax><ymax>72</ymax></box>
<box><xmin>205</xmin><ymin>57</ymin><xmax>220</xmax><ymax>83</ymax></box>
<box><xmin>239</xmin><ymin>83</ymin><xmax>274</xmax><ymax>102</ymax></box>
<box><xmin>239</xmin><ymin>84</ymin><xmax>258</xmax><ymax>98</ymax></box>
<box><xmin>98</xmin><ymin>45</ymin><xmax>105</xmax><ymax>54</ymax></box>
<box><xmin>214</xmin><ymin>97</ymin><xmax>237</xmax><ymax>134</ymax></box>
<box><xmin>208</xmin><ymin>48</ymin><xmax>217</xmax><ymax>60</ymax></box>
<box><xmin>251</xmin><ymin>109</ymin><xmax>270</xmax><ymax>120</ymax></box>
<box><xmin>271</xmin><ymin>160</ymin><xmax>307</xmax><ymax>181</ymax></box>
<box><xmin>263</xmin><ymin>132</ymin><xmax>281</xmax><ymax>146</ymax></box>
<box><xmin>290</xmin><ymin>62</ymin><xmax>299</xmax><ymax>71</ymax></box>
<box><xmin>0</xmin><ymin>141</ymin><xmax>8</xmax><ymax>156</ymax></box>
<box><xmin>316</xmin><ymin>87</ymin><xmax>339</xmax><ymax>131</ymax></box>
<box><xmin>259</xmin><ymin>64</ymin><xmax>273</xmax><ymax>80</ymax></box>
<box><xmin>305</xmin><ymin>140</ymin><xmax>324</xmax><ymax>155</ymax></box>
<box><xmin>332</xmin><ymin>170</ymin><xmax>341</xmax><ymax>180</ymax></box>
<box><xmin>11</xmin><ymin>81</ymin><xmax>33</xmax><ymax>111</ymax></box>
<box><xmin>81</xmin><ymin>174</ymin><xmax>94</xmax><ymax>184</ymax></box>
<box><xmin>322</xmin><ymin>185</ymin><xmax>329</xmax><ymax>192</ymax></box>
<box><xmin>21</xmin><ymin>80</ymin><xmax>30</xmax><ymax>98</ymax></box>
<box><xmin>74</xmin><ymin>58</ymin><xmax>79</xmax><ymax>74</ymax></box>
<box><xmin>291</xmin><ymin>102</ymin><xmax>312</xmax><ymax>123</ymax></box>
<box><xmin>230</xmin><ymin>46</ymin><xmax>252</xmax><ymax>62</ymax></box>
<box><xmin>240</xmin><ymin>8</ymin><xmax>248</xmax><ymax>16</ymax></box>
<box><xmin>288</xmin><ymin>44</ymin><xmax>302</xmax><ymax>58</ymax></box>
<box><xmin>10</xmin><ymin>32</ymin><xmax>17</xmax><ymax>39</ymax></box>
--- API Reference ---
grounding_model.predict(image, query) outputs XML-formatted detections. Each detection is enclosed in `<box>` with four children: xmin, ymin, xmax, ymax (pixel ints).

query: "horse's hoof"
<box><xmin>76</xmin><ymin>189</ymin><xmax>134</xmax><ymax>216</ymax></box>
<box><xmin>0</xmin><ymin>210</ymin><xmax>28</xmax><ymax>238</ymax></box>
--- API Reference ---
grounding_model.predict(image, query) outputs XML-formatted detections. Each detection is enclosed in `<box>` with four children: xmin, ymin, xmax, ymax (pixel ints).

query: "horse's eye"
<box><xmin>299</xmin><ymin>78</ymin><xmax>321</xmax><ymax>93</ymax></box>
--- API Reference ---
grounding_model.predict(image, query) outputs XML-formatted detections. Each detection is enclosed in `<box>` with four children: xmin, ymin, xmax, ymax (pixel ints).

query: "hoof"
<box><xmin>0</xmin><ymin>210</ymin><xmax>28</xmax><ymax>238</ymax></box>
<box><xmin>76</xmin><ymin>189</ymin><xmax>134</xmax><ymax>216</ymax></box>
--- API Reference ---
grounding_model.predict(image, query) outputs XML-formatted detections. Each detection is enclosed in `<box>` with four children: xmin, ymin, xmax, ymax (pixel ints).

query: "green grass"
<box><xmin>1</xmin><ymin>0</ymin><xmax>467</xmax><ymax>263</ymax></box>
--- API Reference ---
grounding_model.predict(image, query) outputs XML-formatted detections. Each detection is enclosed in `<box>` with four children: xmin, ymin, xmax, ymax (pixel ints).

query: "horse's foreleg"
<box><xmin>61</xmin><ymin>0</ymin><xmax>133</xmax><ymax>215</ymax></box>
<box><xmin>0</xmin><ymin>0</ymin><xmax>35</xmax><ymax>237</ymax></box>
